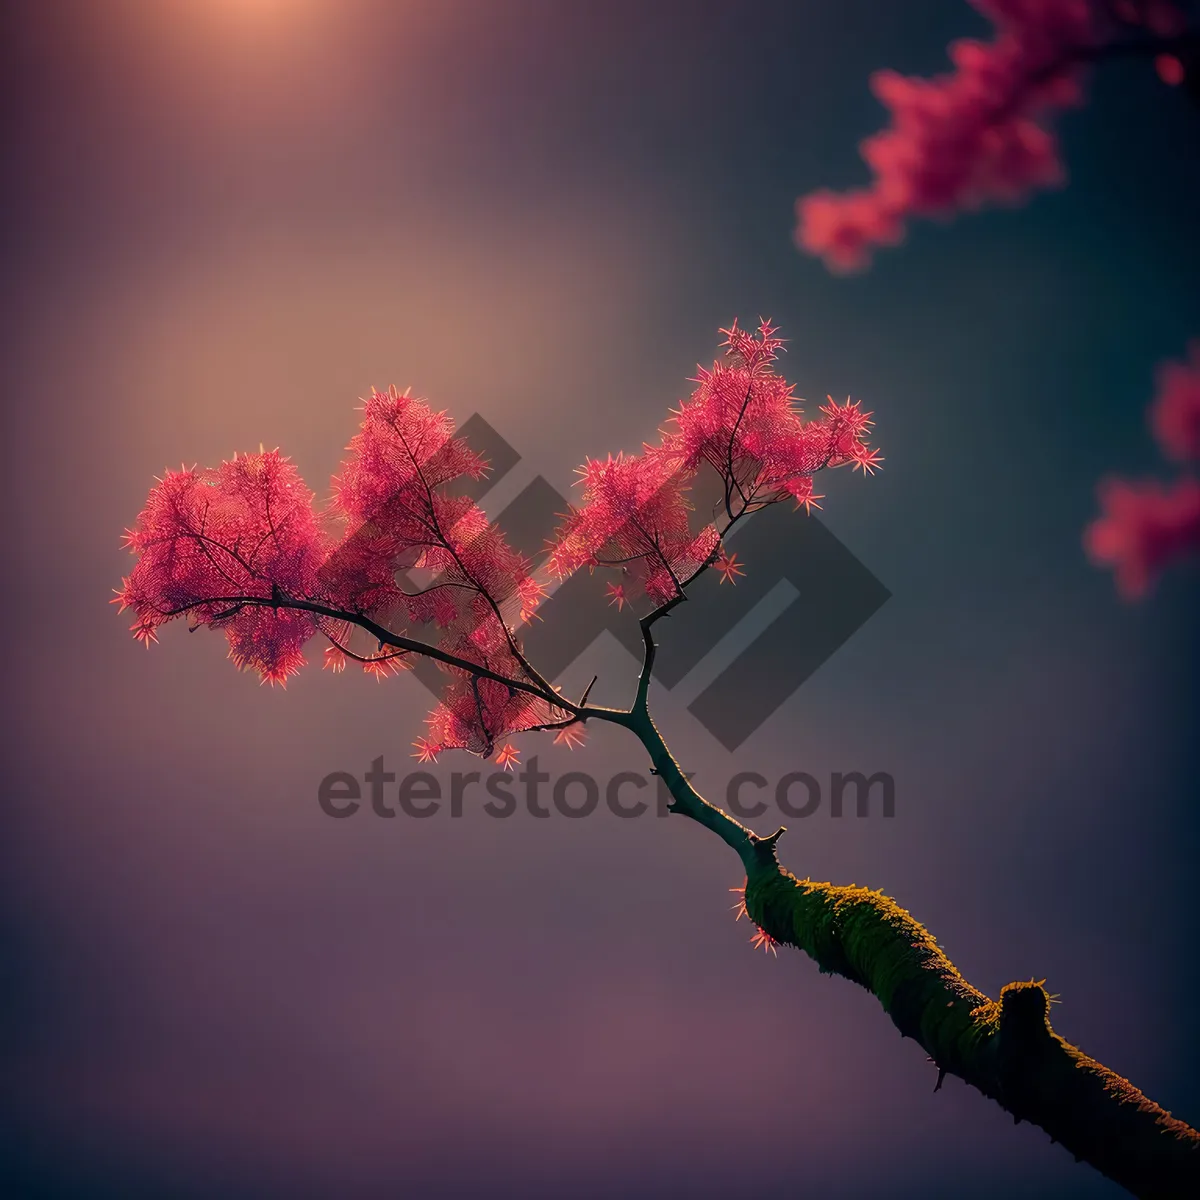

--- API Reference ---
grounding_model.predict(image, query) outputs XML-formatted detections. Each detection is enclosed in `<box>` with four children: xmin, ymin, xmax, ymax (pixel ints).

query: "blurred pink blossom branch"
<box><xmin>797</xmin><ymin>0</ymin><xmax>1200</xmax><ymax>595</ymax></box>
<box><xmin>795</xmin><ymin>1</ymin><xmax>1198</xmax><ymax>273</ymax></box>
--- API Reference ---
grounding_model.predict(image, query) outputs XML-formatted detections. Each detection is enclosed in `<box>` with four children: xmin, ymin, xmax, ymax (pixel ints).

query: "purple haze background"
<box><xmin>2</xmin><ymin>1</ymin><xmax>1198</xmax><ymax>1197</ymax></box>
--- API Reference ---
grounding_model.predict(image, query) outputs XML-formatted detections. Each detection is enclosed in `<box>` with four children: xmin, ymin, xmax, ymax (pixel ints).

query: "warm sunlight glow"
<box><xmin>158</xmin><ymin>0</ymin><xmax>339</xmax><ymax>49</ymax></box>
<box><xmin>216</xmin><ymin>0</ymin><xmax>320</xmax><ymax>17</ymax></box>
<box><xmin>201</xmin><ymin>0</ymin><xmax>337</xmax><ymax>44</ymax></box>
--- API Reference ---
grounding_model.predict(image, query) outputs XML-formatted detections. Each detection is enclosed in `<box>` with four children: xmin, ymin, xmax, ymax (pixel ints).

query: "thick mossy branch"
<box><xmin>624</xmin><ymin>625</ymin><xmax>1195</xmax><ymax>1195</ymax></box>
<box><xmin>744</xmin><ymin>867</ymin><xmax>1199</xmax><ymax>1199</ymax></box>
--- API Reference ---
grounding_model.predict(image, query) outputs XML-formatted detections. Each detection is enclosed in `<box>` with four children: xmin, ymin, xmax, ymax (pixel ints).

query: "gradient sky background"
<box><xmin>3</xmin><ymin>1</ymin><xmax>1199</xmax><ymax>1197</ymax></box>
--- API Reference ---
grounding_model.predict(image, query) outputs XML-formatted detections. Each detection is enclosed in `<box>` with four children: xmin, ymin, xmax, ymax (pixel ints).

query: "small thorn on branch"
<box><xmin>753</xmin><ymin>827</ymin><xmax>787</xmax><ymax>861</ymax></box>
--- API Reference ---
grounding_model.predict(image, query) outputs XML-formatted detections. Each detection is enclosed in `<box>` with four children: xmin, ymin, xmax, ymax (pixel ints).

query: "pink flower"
<box><xmin>796</xmin><ymin>0</ymin><xmax>1104</xmax><ymax>270</ymax></box>
<box><xmin>119</xmin><ymin>323</ymin><xmax>879</xmax><ymax>757</ymax></box>
<box><xmin>1155</xmin><ymin>53</ymin><xmax>1186</xmax><ymax>85</ymax></box>
<box><xmin>750</xmin><ymin>926</ymin><xmax>779</xmax><ymax>956</ymax></box>
<box><xmin>412</xmin><ymin>738</ymin><xmax>442</xmax><ymax>764</ymax></box>
<box><xmin>1151</xmin><ymin>342</ymin><xmax>1200</xmax><ymax>462</ymax></box>
<box><xmin>116</xmin><ymin>451</ymin><xmax>325</xmax><ymax>685</ymax></box>
<box><xmin>713</xmin><ymin>552</ymin><xmax>746</xmax><ymax>585</ymax></box>
<box><xmin>1085</xmin><ymin>477</ymin><xmax>1200</xmax><ymax>597</ymax></box>
<box><xmin>553</xmin><ymin>724</ymin><xmax>587</xmax><ymax>750</ymax></box>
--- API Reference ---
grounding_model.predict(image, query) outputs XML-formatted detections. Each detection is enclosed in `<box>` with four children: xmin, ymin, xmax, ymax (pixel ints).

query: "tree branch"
<box><xmin>626</xmin><ymin>706</ymin><xmax>1200</xmax><ymax>1196</ymax></box>
<box><xmin>743</xmin><ymin>865</ymin><xmax>1200</xmax><ymax>1197</ymax></box>
<box><xmin>614</xmin><ymin>705</ymin><xmax>781</xmax><ymax>872</ymax></box>
<box><xmin>631</xmin><ymin>502</ymin><xmax>751</xmax><ymax>714</ymax></box>
<box><xmin>159</xmin><ymin>593</ymin><xmax>601</xmax><ymax>714</ymax></box>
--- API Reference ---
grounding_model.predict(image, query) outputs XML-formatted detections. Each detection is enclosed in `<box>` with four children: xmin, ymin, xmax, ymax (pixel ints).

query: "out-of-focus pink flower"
<box><xmin>1155</xmin><ymin>53</ymin><xmax>1186</xmax><ymax>84</ymax></box>
<box><xmin>795</xmin><ymin>0</ymin><xmax>1194</xmax><ymax>270</ymax></box>
<box><xmin>794</xmin><ymin>189</ymin><xmax>905</xmax><ymax>273</ymax></box>
<box><xmin>1128</xmin><ymin>0</ymin><xmax>1190</xmax><ymax>37</ymax></box>
<box><xmin>1151</xmin><ymin>342</ymin><xmax>1200</xmax><ymax>461</ymax></box>
<box><xmin>1085</xmin><ymin>476</ymin><xmax>1200</xmax><ymax>596</ymax></box>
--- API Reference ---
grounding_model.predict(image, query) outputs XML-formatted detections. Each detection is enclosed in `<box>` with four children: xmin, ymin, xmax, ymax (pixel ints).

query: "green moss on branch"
<box><xmin>744</xmin><ymin>866</ymin><xmax>1200</xmax><ymax>1199</ymax></box>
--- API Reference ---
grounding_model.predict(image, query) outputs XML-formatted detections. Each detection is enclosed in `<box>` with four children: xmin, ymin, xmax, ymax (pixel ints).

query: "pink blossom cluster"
<box><xmin>796</xmin><ymin>0</ymin><xmax>1192</xmax><ymax>271</ymax></box>
<box><xmin>115</xmin><ymin>451</ymin><xmax>328</xmax><ymax>682</ymax></box>
<box><xmin>547</xmin><ymin>319</ymin><xmax>880</xmax><ymax>608</ymax></box>
<box><xmin>117</xmin><ymin>385</ymin><xmax>562</xmax><ymax>758</ymax></box>
<box><xmin>117</xmin><ymin>323</ymin><xmax>879</xmax><ymax>761</ymax></box>
<box><xmin>1150</xmin><ymin>340</ymin><xmax>1200</xmax><ymax>461</ymax></box>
